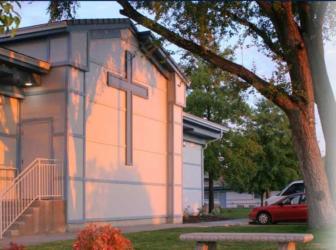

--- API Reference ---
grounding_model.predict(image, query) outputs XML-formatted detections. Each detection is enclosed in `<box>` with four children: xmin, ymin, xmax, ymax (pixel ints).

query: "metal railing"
<box><xmin>0</xmin><ymin>159</ymin><xmax>63</xmax><ymax>238</ymax></box>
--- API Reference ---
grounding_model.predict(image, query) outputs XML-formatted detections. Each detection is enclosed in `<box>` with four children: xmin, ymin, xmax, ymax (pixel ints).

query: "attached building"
<box><xmin>182</xmin><ymin>112</ymin><xmax>225</xmax><ymax>215</ymax></box>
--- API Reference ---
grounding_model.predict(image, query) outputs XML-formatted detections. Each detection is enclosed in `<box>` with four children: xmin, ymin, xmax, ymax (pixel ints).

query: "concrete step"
<box><xmin>25</xmin><ymin>206</ymin><xmax>40</xmax><ymax>215</ymax></box>
<box><xmin>4</xmin><ymin>229</ymin><xmax>19</xmax><ymax>238</ymax></box>
<box><xmin>2</xmin><ymin>200</ymin><xmax>65</xmax><ymax>238</ymax></box>
<box><xmin>8</xmin><ymin>221</ymin><xmax>25</xmax><ymax>230</ymax></box>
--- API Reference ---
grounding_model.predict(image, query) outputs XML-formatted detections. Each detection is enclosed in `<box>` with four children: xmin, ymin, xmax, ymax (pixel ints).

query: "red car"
<box><xmin>249</xmin><ymin>193</ymin><xmax>307</xmax><ymax>224</ymax></box>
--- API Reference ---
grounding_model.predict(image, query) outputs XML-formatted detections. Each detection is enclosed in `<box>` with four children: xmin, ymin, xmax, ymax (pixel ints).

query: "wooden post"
<box><xmin>195</xmin><ymin>241</ymin><xmax>217</xmax><ymax>250</ymax></box>
<box><xmin>278</xmin><ymin>242</ymin><xmax>296</xmax><ymax>250</ymax></box>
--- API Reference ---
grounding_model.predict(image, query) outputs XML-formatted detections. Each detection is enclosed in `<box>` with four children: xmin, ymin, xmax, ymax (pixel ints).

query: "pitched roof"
<box><xmin>0</xmin><ymin>18</ymin><xmax>187</xmax><ymax>83</ymax></box>
<box><xmin>183</xmin><ymin>112</ymin><xmax>227</xmax><ymax>142</ymax></box>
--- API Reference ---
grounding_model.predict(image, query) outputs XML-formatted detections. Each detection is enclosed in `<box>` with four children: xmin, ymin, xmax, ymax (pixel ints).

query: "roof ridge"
<box><xmin>0</xmin><ymin>18</ymin><xmax>133</xmax><ymax>39</ymax></box>
<box><xmin>65</xmin><ymin>18</ymin><xmax>131</xmax><ymax>25</ymax></box>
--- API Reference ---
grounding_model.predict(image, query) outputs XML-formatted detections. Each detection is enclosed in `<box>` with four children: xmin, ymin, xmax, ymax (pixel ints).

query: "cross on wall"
<box><xmin>107</xmin><ymin>51</ymin><xmax>149</xmax><ymax>165</ymax></box>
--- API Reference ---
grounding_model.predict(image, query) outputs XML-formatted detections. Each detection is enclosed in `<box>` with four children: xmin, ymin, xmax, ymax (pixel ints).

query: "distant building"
<box><xmin>204</xmin><ymin>180</ymin><xmax>261</xmax><ymax>208</ymax></box>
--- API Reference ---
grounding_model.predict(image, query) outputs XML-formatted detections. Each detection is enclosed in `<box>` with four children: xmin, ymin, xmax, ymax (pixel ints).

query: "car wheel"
<box><xmin>257</xmin><ymin>212</ymin><xmax>271</xmax><ymax>225</ymax></box>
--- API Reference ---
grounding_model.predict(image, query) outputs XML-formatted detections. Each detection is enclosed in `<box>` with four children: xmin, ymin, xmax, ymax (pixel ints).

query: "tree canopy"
<box><xmin>222</xmin><ymin>99</ymin><xmax>300</xmax><ymax>198</ymax></box>
<box><xmin>184</xmin><ymin>55</ymin><xmax>251</xmax><ymax>211</ymax></box>
<box><xmin>185</xmin><ymin>57</ymin><xmax>299</xmax><ymax>208</ymax></box>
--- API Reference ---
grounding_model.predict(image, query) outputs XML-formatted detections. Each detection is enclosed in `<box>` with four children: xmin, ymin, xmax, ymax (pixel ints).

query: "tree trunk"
<box><xmin>260</xmin><ymin>192</ymin><xmax>264</xmax><ymax>207</ymax></box>
<box><xmin>305</xmin><ymin>33</ymin><xmax>336</xmax><ymax>205</ymax></box>
<box><xmin>208</xmin><ymin>172</ymin><xmax>215</xmax><ymax>213</ymax></box>
<box><xmin>287</xmin><ymin>110</ymin><xmax>336</xmax><ymax>228</ymax></box>
<box><xmin>311</xmin><ymin>67</ymin><xmax>336</xmax><ymax>206</ymax></box>
<box><xmin>276</xmin><ymin>5</ymin><xmax>336</xmax><ymax>228</ymax></box>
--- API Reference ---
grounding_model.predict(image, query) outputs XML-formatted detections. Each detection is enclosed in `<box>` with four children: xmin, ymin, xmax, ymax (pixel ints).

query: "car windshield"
<box><xmin>282</xmin><ymin>183</ymin><xmax>304</xmax><ymax>196</ymax></box>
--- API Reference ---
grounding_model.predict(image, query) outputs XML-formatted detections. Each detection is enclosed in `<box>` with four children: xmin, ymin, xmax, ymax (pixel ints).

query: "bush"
<box><xmin>183</xmin><ymin>206</ymin><xmax>193</xmax><ymax>218</ymax></box>
<box><xmin>73</xmin><ymin>224</ymin><xmax>133</xmax><ymax>250</ymax></box>
<box><xmin>210</xmin><ymin>207</ymin><xmax>222</xmax><ymax>216</ymax></box>
<box><xmin>197</xmin><ymin>205</ymin><xmax>208</xmax><ymax>216</ymax></box>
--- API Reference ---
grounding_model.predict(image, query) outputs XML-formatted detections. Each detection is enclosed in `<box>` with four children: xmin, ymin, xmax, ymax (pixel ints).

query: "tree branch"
<box><xmin>256</xmin><ymin>1</ymin><xmax>292</xmax><ymax>51</ymax></box>
<box><xmin>256</xmin><ymin>1</ymin><xmax>314</xmax><ymax>107</ymax></box>
<box><xmin>117</xmin><ymin>0</ymin><xmax>297</xmax><ymax>110</ymax></box>
<box><xmin>225</xmin><ymin>11</ymin><xmax>285</xmax><ymax>60</ymax></box>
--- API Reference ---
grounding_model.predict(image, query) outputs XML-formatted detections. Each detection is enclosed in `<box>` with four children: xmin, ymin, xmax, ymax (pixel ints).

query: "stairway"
<box><xmin>0</xmin><ymin>159</ymin><xmax>64</xmax><ymax>238</ymax></box>
<box><xmin>3</xmin><ymin>200</ymin><xmax>65</xmax><ymax>238</ymax></box>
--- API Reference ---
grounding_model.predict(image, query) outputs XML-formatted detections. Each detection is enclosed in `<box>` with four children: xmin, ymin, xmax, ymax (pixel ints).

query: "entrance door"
<box><xmin>21</xmin><ymin>119</ymin><xmax>52</xmax><ymax>170</ymax></box>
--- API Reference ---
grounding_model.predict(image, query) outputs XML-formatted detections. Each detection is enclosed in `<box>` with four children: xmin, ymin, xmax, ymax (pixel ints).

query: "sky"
<box><xmin>16</xmin><ymin>1</ymin><xmax>336</xmax><ymax>155</ymax></box>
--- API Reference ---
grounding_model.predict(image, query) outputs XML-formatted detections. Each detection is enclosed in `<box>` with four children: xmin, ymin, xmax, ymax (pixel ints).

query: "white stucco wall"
<box><xmin>4</xmin><ymin>35</ymin><xmax>69</xmax><ymax>168</ymax></box>
<box><xmin>0</xmin><ymin>95</ymin><xmax>18</xmax><ymax>169</ymax></box>
<box><xmin>84</xmin><ymin>30</ymin><xmax>168</xmax><ymax>221</ymax></box>
<box><xmin>0</xmin><ymin>95</ymin><xmax>18</xmax><ymax>192</ymax></box>
<box><xmin>1</xmin><ymin>24</ymin><xmax>186</xmax><ymax>226</ymax></box>
<box><xmin>183</xmin><ymin>141</ymin><xmax>203</xmax><ymax>215</ymax></box>
<box><xmin>65</xmin><ymin>27</ymin><xmax>185</xmax><ymax>224</ymax></box>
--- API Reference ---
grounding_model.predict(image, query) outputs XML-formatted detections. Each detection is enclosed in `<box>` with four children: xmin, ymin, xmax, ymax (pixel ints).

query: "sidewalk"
<box><xmin>0</xmin><ymin>218</ymin><xmax>249</xmax><ymax>248</ymax></box>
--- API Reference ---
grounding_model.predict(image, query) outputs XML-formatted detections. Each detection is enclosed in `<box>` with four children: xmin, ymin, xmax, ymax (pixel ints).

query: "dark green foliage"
<box><xmin>47</xmin><ymin>0</ymin><xmax>79</xmax><ymax>22</ymax></box>
<box><xmin>186</xmin><ymin>57</ymin><xmax>299</xmax><ymax>198</ymax></box>
<box><xmin>184</xmin><ymin>57</ymin><xmax>250</xmax><ymax>180</ymax></box>
<box><xmin>222</xmin><ymin>99</ymin><xmax>300</xmax><ymax>196</ymax></box>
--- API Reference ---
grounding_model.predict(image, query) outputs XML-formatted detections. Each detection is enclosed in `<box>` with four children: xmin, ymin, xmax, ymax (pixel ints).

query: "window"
<box><xmin>290</xmin><ymin>195</ymin><xmax>300</xmax><ymax>205</ymax></box>
<box><xmin>300</xmin><ymin>195</ymin><xmax>306</xmax><ymax>204</ymax></box>
<box><xmin>282</xmin><ymin>195</ymin><xmax>300</xmax><ymax>205</ymax></box>
<box><xmin>282</xmin><ymin>183</ymin><xmax>304</xmax><ymax>196</ymax></box>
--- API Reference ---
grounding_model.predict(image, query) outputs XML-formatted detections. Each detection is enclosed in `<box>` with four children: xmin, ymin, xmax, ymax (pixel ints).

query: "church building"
<box><xmin>0</xmin><ymin>19</ymin><xmax>224</xmax><ymax>238</ymax></box>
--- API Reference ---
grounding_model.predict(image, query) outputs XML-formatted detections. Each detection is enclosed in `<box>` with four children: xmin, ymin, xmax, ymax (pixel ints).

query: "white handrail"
<box><xmin>0</xmin><ymin>158</ymin><xmax>63</xmax><ymax>238</ymax></box>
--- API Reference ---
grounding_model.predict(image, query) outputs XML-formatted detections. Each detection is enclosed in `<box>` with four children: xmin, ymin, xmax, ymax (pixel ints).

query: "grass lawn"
<box><xmin>217</xmin><ymin>208</ymin><xmax>250</xmax><ymax>219</ymax></box>
<box><xmin>26</xmin><ymin>224</ymin><xmax>329</xmax><ymax>250</ymax></box>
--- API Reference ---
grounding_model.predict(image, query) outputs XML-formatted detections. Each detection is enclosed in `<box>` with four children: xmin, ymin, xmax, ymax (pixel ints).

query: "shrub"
<box><xmin>73</xmin><ymin>224</ymin><xmax>133</xmax><ymax>250</ymax></box>
<box><xmin>198</xmin><ymin>205</ymin><xmax>208</xmax><ymax>216</ymax></box>
<box><xmin>4</xmin><ymin>242</ymin><xmax>25</xmax><ymax>250</ymax></box>
<box><xmin>210</xmin><ymin>207</ymin><xmax>221</xmax><ymax>216</ymax></box>
<box><xmin>183</xmin><ymin>206</ymin><xmax>193</xmax><ymax>218</ymax></box>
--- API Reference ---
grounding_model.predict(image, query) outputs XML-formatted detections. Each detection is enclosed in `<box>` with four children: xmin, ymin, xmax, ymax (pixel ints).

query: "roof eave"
<box><xmin>183</xmin><ymin>113</ymin><xmax>227</xmax><ymax>142</ymax></box>
<box><xmin>138</xmin><ymin>31</ymin><xmax>189</xmax><ymax>84</ymax></box>
<box><xmin>0</xmin><ymin>47</ymin><xmax>50</xmax><ymax>74</ymax></box>
<box><xmin>183</xmin><ymin>112</ymin><xmax>227</xmax><ymax>133</ymax></box>
<box><xmin>0</xmin><ymin>22</ymin><xmax>69</xmax><ymax>43</ymax></box>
